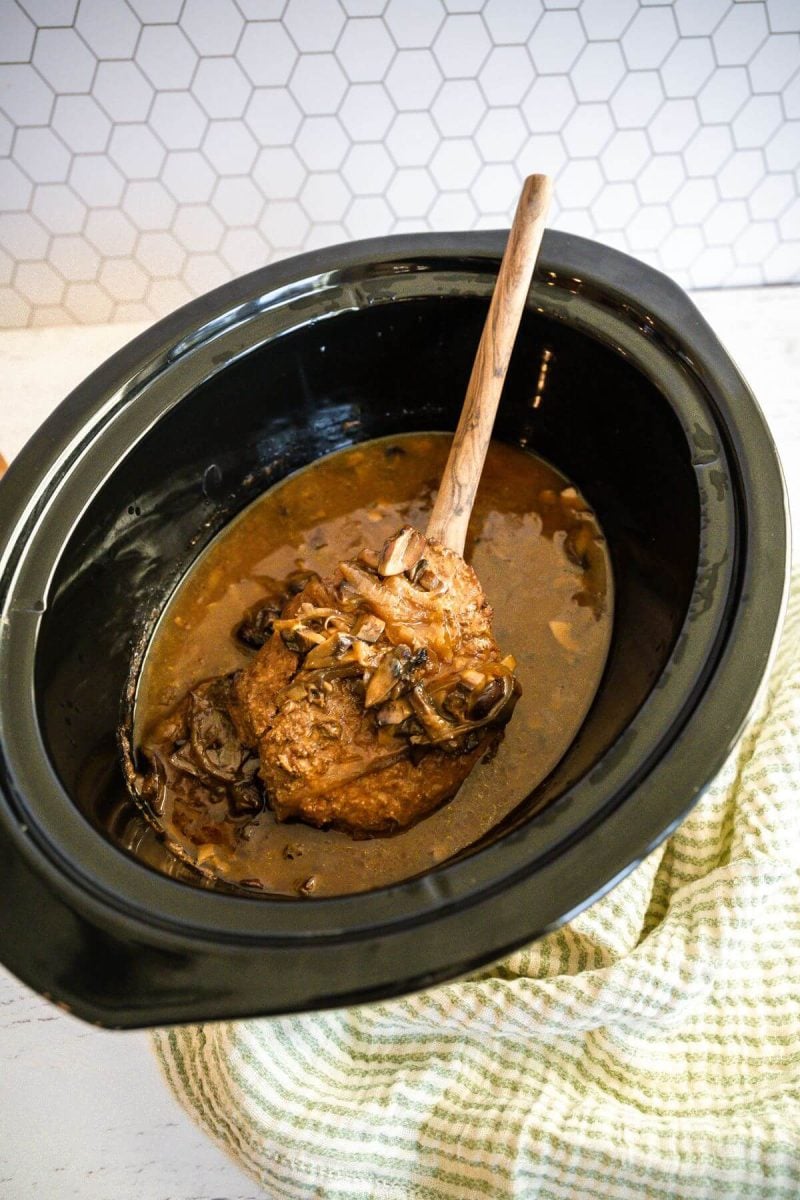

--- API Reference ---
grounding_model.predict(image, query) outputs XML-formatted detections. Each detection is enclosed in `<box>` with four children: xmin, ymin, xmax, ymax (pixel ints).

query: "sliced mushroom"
<box><xmin>236</xmin><ymin>597</ymin><xmax>283</xmax><ymax>649</ymax></box>
<box><xmin>407</xmin><ymin>671</ymin><xmax>520</xmax><ymax>746</ymax></box>
<box><xmin>364</xmin><ymin>644</ymin><xmax>412</xmax><ymax>708</ymax></box>
<box><xmin>468</xmin><ymin>676</ymin><xmax>508</xmax><ymax>721</ymax></box>
<box><xmin>377</xmin><ymin>525</ymin><xmax>427</xmax><ymax>576</ymax></box>
<box><xmin>375</xmin><ymin>697</ymin><xmax>413</xmax><ymax>727</ymax></box>
<box><xmin>416</xmin><ymin>567</ymin><xmax>448</xmax><ymax>594</ymax></box>
<box><xmin>296</xmin><ymin>604</ymin><xmax>338</xmax><ymax>621</ymax></box>
<box><xmin>358</xmin><ymin>547</ymin><xmax>380</xmax><ymax>570</ymax></box>
<box><xmin>564</xmin><ymin>523</ymin><xmax>592</xmax><ymax>568</ymax></box>
<box><xmin>407</xmin><ymin>557</ymin><xmax>429</xmax><ymax>584</ymax></box>
<box><xmin>188</xmin><ymin>684</ymin><xmax>247</xmax><ymax>783</ymax></box>
<box><xmin>228</xmin><ymin>780</ymin><xmax>264</xmax><ymax>818</ymax></box>
<box><xmin>408</xmin><ymin>684</ymin><xmax>455</xmax><ymax>742</ymax></box>
<box><xmin>353</xmin><ymin>612</ymin><xmax>386</xmax><ymax>643</ymax></box>
<box><xmin>303</xmin><ymin>632</ymin><xmax>356</xmax><ymax>670</ymax></box>
<box><xmin>274</xmin><ymin>618</ymin><xmax>328</xmax><ymax>654</ymax></box>
<box><xmin>323</xmin><ymin>612</ymin><xmax>352</xmax><ymax>634</ymax></box>
<box><xmin>363</xmin><ymin>644</ymin><xmax>428</xmax><ymax>708</ymax></box>
<box><xmin>441</xmin><ymin>685</ymin><xmax>470</xmax><ymax>722</ymax></box>
<box><xmin>285</xmin><ymin>568</ymin><xmax>320</xmax><ymax>594</ymax></box>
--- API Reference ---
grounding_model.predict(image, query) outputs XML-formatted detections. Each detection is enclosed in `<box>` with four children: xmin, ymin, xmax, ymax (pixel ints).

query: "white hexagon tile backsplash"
<box><xmin>0</xmin><ymin>0</ymin><xmax>798</xmax><ymax>326</ymax></box>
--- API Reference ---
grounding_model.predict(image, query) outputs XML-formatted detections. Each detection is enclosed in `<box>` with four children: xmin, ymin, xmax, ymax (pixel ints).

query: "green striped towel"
<box><xmin>155</xmin><ymin>570</ymin><xmax>800</xmax><ymax>1200</ymax></box>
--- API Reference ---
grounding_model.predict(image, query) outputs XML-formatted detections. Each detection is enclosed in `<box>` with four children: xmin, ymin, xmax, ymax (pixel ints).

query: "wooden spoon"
<box><xmin>240</xmin><ymin>174</ymin><xmax>555</xmax><ymax>834</ymax></box>
<box><xmin>427</xmin><ymin>172</ymin><xmax>553</xmax><ymax>555</ymax></box>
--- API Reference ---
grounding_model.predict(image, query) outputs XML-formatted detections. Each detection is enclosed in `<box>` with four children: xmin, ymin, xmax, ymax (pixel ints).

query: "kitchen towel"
<box><xmin>154</xmin><ymin>570</ymin><xmax>800</xmax><ymax>1200</ymax></box>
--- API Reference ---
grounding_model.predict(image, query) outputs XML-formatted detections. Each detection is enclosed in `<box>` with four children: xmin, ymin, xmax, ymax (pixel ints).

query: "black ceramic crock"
<box><xmin>0</xmin><ymin>231</ymin><xmax>788</xmax><ymax>1028</ymax></box>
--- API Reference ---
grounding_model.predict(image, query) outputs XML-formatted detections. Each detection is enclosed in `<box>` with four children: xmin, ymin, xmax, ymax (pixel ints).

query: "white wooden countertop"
<box><xmin>0</xmin><ymin>286</ymin><xmax>798</xmax><ymax>1199</ymax></box>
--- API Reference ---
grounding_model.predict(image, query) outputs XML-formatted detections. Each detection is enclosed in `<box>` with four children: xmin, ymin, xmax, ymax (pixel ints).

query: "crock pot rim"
<box><xmin>0</xmin><ymin>230</ymin><xmax>788</xmax><ymax>963</ymax></box>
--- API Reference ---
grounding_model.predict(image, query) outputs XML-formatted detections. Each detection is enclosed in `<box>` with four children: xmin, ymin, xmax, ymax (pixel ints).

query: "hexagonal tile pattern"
<box><xmin>52</xmin><ymin>95</ymin><xmax>111</xmax><ymax>154</ymax></box>
<box><xmin>75</xmin><ymin>0</ymin><xmax>140</xmax><ymax>59</ymax></box>
<box><xmin>571</xmin><ymin>43</ymin><xmax>625</xmax><ymax>102</ymax></box>
<box><xmin>434</xmin><ymin>14</ymin><xmax>491</xmax><ymax>78</ymax></box>
<box><xmin>220</xmin><ymin>227</ymin><xmax>270</xmax><ymax>272</ymax></box>
<box><xmin>202</xmin><ymin>120</ymin><xmax>258</xmax><ymax>175</ymax></box>
<box><xmin>161</xmin><ymin>150</ymin><xmax>216</xmax><ymax>203</ymax></box>
<box><xmin>610</xmin><ymin>70</ymin><xmax>664</xmax><ymax>128</ymax></box>
<box><xmin>580</xmin><ymin>0</ymin><xmax>636</xmax><ymax>41</ymax></box>
<box><xmin>385</xmin><ymin>50</ymin><xmax>442</xmax><ymax>111</ymax></box>
<box><xmin>237</xmin><ymin>22</ymin><xmax>297</xmax><ymax>87</ymax></box>
<box><xmin>192</xmin><ymin>59</ymin><xmax>252</xmax><ymax>120</ymax></box>
<box><xmin>562</xmin><ymin>102</ymin><xmax>613</xmax><ymax>156</ymax></box>
<box><xmin>698</xmin><ymin>66</ymin><xmax>751</xmax><ymax>123</ymax></box>
<box><xmin>0</xmin><ymin>160</ymin><xmax>32</xmax><ymax>210</ymax></box>
<box><xmin>713</xmin><ymin>3</ymin><xmax>768</xmax><ymax>66</ymax></box>
<box><xmin>15</xmin><ymin>261</ymin><xmax>64</xmax><ymax>306</ymax></box>
<box><xmin>529</xmin><ymin>10</ymin><xmax>585</xmax><ymax>75</ymax></box>
<box><xmin>0</xmin><ymin>63</ymin><xmax>54</xmax><ymax>125</ymax></box>
<box><xmin>386</xmin><ymin>113</ymin><xmax>438</xmax><ymax>167</ymax></box>
<box><xmin>429</xmin><ymin>190</ymin><xmax>477</xmax><ymax>228</ymax></box>
<box><xmin>136</xmin><ymin>231</ymin><xmax>185</xmax><ymax>277</ymax></box>
<box><xmin>338</xmin><ymin>83</ymin><xmax>394</xmax><ymax>140</ymax></box>
<box><xmin>284</xmin><ymin>0</ymin><xmax>345</xmax><ymax>52</ymax></box>
<box><xmin>479</xmin><ymin>46</ymin><xmax>533</xmax><ymax>106</ymax></box>
<box><xmin>522</xmin><ymin>76</ymin><xmax>575</xmax><ymax>133</ymax></box>
<box><xmin>385</xmin><ymin>0</ymin><xmax>444</xmax><ymax>49</ymax></box>
<box><xmin>173</xmin><ymin>205</ymin><xmax>225</xmax><ymax>253</ymax></box>
<box><xmin>123</xmin><ymin>181</ymin><xmax>176</xmax><ymax>231</ymax></box>
<box><xmin>648</xmin><ymin>99</ymin><xmax>700</xmax><ymax>153</ymax></box>
<box><xmin>336</xmin><ymin>18</ymin><xmax>395</xmax><ymax>83</ymax></box>
<box><xmin>260</xmin><ymin>198</ymin><xmax>309</xmax><ymax>249</ymax></box>
<box><xmin>342</xmin><ymin>142</ymin><xmax>394</xmax><ymax>193</ymax></box>
<box><xmin>245</xmin><ymin>89</ymin><xmax>303</xmax><ymax>145</ymax></box>
<box><xmin>150</xmin><ymin>92</ymin><xmax>208</xmax><ymax>151</ymax></box>
<box><xmin>137</xmin><ymin>25</ymin><xmax>197</xmax><ymax>90</ymax></box>
<box><xmin>32</xmin><ymin>27</ymin><xmax>96</xmax><ymax>94</ymax></box>
<box><xmin>290</xmin><ymin>53</ymin><xmax>348</xmax><ymax>115</ymax></box>
<box><xmin>0</xmin><ymin>0</ymin><xmax>798</xmax><ymax>326</ymax></box>
<box><xmin>482</xmin><ymin>0</ymin><xmax>541</xmax><ymax>46</ymax></box>
<box><xmin>252</xmin><ymin>146</ymin><xmax>307</xmax><ymax>198</ymax></box>
<box><xmin>659</xmin><ymin>38</ymin><xmax>715</xmax><ymax>99</ymax></box>
<box><xmin>431</xmin><ymin>79</ymin><xmax>486</xmax><ymax>135</ymax></box>
<box><xmin>749</xmin><ymin>33</ymin><xmax>800</xmax><ymax>92</ymax></box>
<box><xmin>93</xmin><ymin>61</ymin><xmax>153</xmax><ymax>123</ymax></box>
<box><xmin>600</xmin><ymin>129</ymin><xmax>650</xmax><ymax>181</ymax></box>
<box><xmin>344</xmin><ymin>195</ymin><xmax>392</xmax><ymax>238</ymax></box>
<box><xmin>182</xmin><ymin>0</ymin><xmax>243</xmax><ymax>56</ymax></box>
<box><xmin>14</xmin><ymin>127</ymin><xmax>70</xmax><ymax>182</ymax></box>
<box><xmin>387</xmin><ymin>166</ymin><xmax>437</xmax><ymax>218</ymax></box>
<box><xmin>474</xmin><ymin>108</ymin><xmax>527</xmax><ymax>163</ymax></box>
<box><xmin>299</xmin><ymin>173</ymin><xmax>351</xmax><ymax>222</ymax></box>
<box><xmin>49</xmin><ymin>234</ymin><xmax>100</xmax><ymax>281</ymax></box>
<box><xmin>108</xmin><ymin>123</ymin><xmax>165</xmax><ymax>180</ymax></box>
<box><xmin>295</xmin><ymin>116</ymin><xmax>349</xmax><ymax>170</ymax></box>
<box><xmin>621</xmin><ymin>7</ymin><xmax>678</xmax><ymax>70</ymax></box>
<box><xmin>68</xmin><ymin>155</ymin><xmax>125</xmax><ymax>207</ymax></box>
<box><xmin>0</xmin><ymin>4</ymin><xmax>36</xmax><ymax>63</ymax></box>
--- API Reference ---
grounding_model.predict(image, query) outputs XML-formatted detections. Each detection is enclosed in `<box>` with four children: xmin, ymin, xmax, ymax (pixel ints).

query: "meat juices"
<box><xmin>134</xmin><ymin>434</ymin><xmax>613</xmax><ymax>897</ymax></box>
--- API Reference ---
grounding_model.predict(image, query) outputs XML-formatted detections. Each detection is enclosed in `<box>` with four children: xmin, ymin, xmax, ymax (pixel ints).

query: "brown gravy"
<box><xmin>135</xmin><ymin>433</ymin><xmax>613</xmax><ymax>897</ymax></box>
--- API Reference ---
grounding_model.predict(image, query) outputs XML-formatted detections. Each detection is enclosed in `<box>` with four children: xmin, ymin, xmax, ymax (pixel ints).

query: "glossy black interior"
<box><xmin>37</xmin><ymin>294</ymin><xmax>699</xmax><ymax>886</ymax></box>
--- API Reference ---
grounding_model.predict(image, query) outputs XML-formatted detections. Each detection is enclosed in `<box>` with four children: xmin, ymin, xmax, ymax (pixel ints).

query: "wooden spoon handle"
<box><xmin>426</xmin><ymin>173</ymin><xmax>553</xmax><ymax>555</ymax></box>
